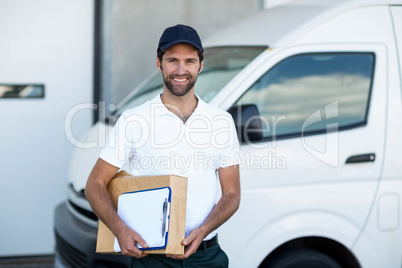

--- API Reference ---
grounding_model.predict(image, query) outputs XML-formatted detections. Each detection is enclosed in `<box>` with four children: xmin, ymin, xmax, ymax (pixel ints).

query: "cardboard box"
<box><xmin>96</xmin><ymin>171</ymin><xmax>188</xmax><ymax>255</ymax></box>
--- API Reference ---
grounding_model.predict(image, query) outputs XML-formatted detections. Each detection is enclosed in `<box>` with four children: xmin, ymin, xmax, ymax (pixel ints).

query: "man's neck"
<box><xmin>160</xmin><ymin>90</ymin><xmax>198</xmax><ymax>123</ymax></box>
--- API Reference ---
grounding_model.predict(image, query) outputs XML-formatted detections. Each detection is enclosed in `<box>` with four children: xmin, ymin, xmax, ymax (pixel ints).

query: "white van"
<box><xmin>54</xmin><ymin>0</ymin><xmax>402</xmax><ymax>267</ymax></box>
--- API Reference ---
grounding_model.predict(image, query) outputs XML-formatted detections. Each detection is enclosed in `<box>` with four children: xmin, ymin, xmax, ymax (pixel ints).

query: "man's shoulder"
<box><xmin>202</xmin><ymin>100</ymin><xmax>232</xmax><ymax>119</ymax></box>
<box><xmin>120</xmin><ymin>94</ymin><xmax>161</xmax><ymax>117</ymax></box>
<box><xmin>120</xmin><ymin>103</ymin><xmax>148</xmax><ymax>117</ymax></box>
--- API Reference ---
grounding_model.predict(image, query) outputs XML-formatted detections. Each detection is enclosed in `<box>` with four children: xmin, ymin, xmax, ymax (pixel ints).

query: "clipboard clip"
<box><xmin>161</xmin><ymin>198</ymin><xmax>169</xmax><ymax>238</ymax></box>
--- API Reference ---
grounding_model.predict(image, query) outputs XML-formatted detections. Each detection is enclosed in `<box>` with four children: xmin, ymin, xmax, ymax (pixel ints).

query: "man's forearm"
<box><xmin>84</xmin><ymin>158</ymin><xmax>127</xmax><ymax>237</ymax></box>
<box><xmin>85</xmin><ymin>179</ymin><xmax>127</xmax><ymax>236</ymax></box>
<box><xmin>168</xmin><ymin>189</ymin><xmax>240</xmax><ymax>260</ymax></box>
<box><xmin>85</xmin><ymin>171</ymin><xmax>149</xmax><ymax>258</ymax></box>
<box><xmin>198</xmin><ymin>190</ymin><xmax>240</xmax><ymax>238</ymax></box>
<box><xmin>197</xmin><ymin>164</ymin><xmax>241</xmax><ymax>238</ymax></box>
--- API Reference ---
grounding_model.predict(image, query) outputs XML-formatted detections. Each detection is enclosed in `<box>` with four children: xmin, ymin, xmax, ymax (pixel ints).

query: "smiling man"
<box><xmin>85</xmin><ymin>24</ymin><xmax>240</xmax><ymax>268</ymax></box>
<box><xmin>158</xmin><ymin>44</ymin><xmax>200</xmax><ymax>97</ymax></box>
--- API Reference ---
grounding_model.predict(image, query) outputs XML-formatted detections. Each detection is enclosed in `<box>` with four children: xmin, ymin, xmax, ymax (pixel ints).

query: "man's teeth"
<box><xmin>173</xmin><ymin>78</ymin><xmax>187</xmax><ymax>82</ymax></box>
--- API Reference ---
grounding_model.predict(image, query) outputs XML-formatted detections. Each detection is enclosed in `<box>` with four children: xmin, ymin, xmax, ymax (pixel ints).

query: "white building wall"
<box><xmin>0</xmin><ymin>0</ymin><xmax>93</xmax><ymax>256</ymax></box>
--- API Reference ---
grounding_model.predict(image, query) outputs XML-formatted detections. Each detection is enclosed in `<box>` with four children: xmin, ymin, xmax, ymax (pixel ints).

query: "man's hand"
<box><xmin>167</xmin><ymin>165</ymin><xmax>240</xmax><ymax>260</ymax></box>
<box><xmin>116</xmin><ymin>225</ymin><xmax>149</xmax><ymax>258</ymax></box>
<box><xmin>85</xmin><ymin>158</ymin><xmax>149</xmax><ymax>259</ymax></box>
<box><xmin>166</xmin><ymin>228</ymin><xmax>205</xmax><ymax>259</ymax></box>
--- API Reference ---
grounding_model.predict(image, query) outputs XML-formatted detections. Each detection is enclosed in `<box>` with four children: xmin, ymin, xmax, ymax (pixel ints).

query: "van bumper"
<box><xmin>53</xmin><ymin>202</ymin><xmax>131</xmax><ymax>268</ymax></box>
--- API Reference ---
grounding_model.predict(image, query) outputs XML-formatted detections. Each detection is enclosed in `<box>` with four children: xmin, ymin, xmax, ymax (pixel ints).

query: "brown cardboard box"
<box><xmin>96</xmin><ymin>171</ymin><xmax>188</xmax><ymax>255</ymax></box>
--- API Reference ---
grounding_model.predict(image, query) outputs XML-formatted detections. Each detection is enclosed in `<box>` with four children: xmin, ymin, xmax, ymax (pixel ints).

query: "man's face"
<box><xmin>157</xmin><ymin>43</ymin><xmax>203</xmax><ymax>97</ymax></box>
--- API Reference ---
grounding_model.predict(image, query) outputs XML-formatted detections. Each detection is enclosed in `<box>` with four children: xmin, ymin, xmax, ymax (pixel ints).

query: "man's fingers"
<box><xmin>167</xmin><ymin>229</ymin><xmax>204</xmax><ymax>259</ymax></box>
<box><xmin>182</xmin><ymin>232</ymin><xmax>196</xmax><ymax>246</ymax></box>
<box><xmin>138</xmin><ymin>251</ymin><xmax>149</xmax><ymax>258</ymax></box>
<box><xmin>136</xmin><ymin>237</ymin><xmax>149</xmax><ymax>249</ymax></box>
<box><xmin>167</xmin><ymin>253</ymin><xmax>188</xmax><ymax>260</ymax></box>
<box><xmin>168</xmin><ymin>240</ymin><xmax>198</xmax><ymax>260</ymax></box>
<box><xmin>129</xmin><ymin>237</ymin><xmax>149</xmax><ymax>258</ymax></box>
<box><xmin>122</xmin><ymin>245</ymin><xmax>149</xmax><ymax>258</ymax></box>
<box><xmin>167</xmin><ymin>246</ymin><xmax>196</xmax><ymax>260</ymax></box>
<box><xmin>118</xmin><ymin>231</ymin><xmax>149</xmax><ymax>258</ymax></box>
<box><xmin>121</xmin><ymin>246</ymin><xmax>138</xmax><ymax>257</ymax></box>
<box><xmin>183</xmin><ymin>243</ymin><xmax>197</xmax><ymax>258</ymax></box>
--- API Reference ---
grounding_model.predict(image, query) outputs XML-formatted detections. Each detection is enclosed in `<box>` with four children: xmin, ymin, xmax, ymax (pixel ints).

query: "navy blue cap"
<box><xmin>157</xmin><ymin>24</ymin><xmax>203</xmax><ymax>52</ymax></box>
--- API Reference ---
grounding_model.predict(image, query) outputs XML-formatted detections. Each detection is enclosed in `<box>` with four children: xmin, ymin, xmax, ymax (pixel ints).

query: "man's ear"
<box><xmin>198</xmin><ymin>61</ymin><xmax>204</xmax><ymax>74</ymax></box>
<box><xmin>156</xmin><ymin>57</ymin><xmax>162</xmax><ymax>73</ymax></box>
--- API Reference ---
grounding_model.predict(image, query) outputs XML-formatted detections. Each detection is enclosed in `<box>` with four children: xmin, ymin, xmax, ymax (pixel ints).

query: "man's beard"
<box><xmin>163</xmin><ymin>73</ymin><xmax>198</xmax><ymax>97</ymax></box>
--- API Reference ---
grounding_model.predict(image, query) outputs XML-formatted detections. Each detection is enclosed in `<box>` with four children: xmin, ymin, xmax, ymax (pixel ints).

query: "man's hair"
<box><xmin>157</xmin><ymin>48</ymin><xmax>204</xmax><ymax>64</ymax></box>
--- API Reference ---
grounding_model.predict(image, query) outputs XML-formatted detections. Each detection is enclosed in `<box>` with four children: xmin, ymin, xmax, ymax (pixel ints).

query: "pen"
<box><xmin>162</xmin><ymin>198</ymin><xmax>168</xmax><ymax>238</ymax></box>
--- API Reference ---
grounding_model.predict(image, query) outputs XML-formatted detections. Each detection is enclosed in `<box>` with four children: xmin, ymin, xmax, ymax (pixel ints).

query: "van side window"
<box><xmin>235</xmin><ymin>53</ymin><xmax>375</xmax><ymax>141</ymax></box>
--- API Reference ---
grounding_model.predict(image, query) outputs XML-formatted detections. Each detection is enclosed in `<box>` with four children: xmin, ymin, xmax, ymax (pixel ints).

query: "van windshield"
<box><xmin>115</xmin><ymin>46</ymin><xmax>267</xmax><ymax>115</ymax></box>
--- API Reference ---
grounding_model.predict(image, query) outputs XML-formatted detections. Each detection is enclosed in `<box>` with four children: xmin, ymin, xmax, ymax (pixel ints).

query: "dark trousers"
<box><xmin>130</xmin><ymin>244</ymin><xmax>229</xmax><ymax>268</ymax></box>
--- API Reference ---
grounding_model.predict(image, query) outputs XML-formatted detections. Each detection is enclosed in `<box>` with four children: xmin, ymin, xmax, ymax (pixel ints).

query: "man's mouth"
<box><xmin>171</xmin><ymin>74</ymin><xmax>191</xmax><ymax>83</ymax></box>
<box><xmin>173</xmin><ymin>78</ymin><xmax>188</xmax><ymax>83</ymax></box>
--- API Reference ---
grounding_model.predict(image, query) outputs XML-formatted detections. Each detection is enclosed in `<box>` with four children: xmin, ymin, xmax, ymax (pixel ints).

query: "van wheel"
<box><xmin>263</xmin><ymin>249</ymin><xmax>342</xmax><ymax>268</ymax></box>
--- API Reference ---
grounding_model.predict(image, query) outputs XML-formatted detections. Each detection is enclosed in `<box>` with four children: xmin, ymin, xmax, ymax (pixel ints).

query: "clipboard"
<box><xmin>96</xmin><ymin>171</ymin><xmax>188</xmax><ymax>255</ymax></box>
<box><xmin>113</xmin><ymin>187</ymin><xmax>172</xmax><ymax>251</ymax></box>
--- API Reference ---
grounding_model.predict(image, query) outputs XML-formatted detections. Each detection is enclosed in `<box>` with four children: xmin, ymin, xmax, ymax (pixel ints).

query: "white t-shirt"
<box><xmin>100</xmin><ymin>94</ymin><xmax>239</xmax><ymax>239</ymax></box>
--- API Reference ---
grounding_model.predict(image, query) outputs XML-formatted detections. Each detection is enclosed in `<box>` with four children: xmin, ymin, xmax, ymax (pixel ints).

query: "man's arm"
<box><xmin>168</xmin><ymin>164</ymin><xmax>240</xmax><ymax>259</ymax></box>
<box><xmin>85</xmin><ymin>158</ymin><xmax>149</xmax><ymax>258</ymax></box>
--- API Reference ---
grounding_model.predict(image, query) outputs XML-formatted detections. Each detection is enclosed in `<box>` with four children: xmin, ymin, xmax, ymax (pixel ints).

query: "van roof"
<box><xmin>203</xmin><ymin>0</ymin><xmax>402</xmax><ymax>48</ymax></box>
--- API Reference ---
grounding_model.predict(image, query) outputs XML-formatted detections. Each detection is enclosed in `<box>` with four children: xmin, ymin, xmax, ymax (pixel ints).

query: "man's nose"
<box><xmin>175</xmin><ymin>62</ymin><xmax>186</xmax><ymax>75</ymax></box>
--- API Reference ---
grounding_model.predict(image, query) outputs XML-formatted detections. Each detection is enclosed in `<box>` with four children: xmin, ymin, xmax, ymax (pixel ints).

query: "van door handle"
<box><xmin>345</xmin><ymin>153</ymin><xmax>375</xmax><ymax>164</ymax></box>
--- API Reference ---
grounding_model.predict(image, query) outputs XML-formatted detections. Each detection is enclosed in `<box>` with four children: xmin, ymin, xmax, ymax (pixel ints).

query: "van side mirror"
<box><xmin>228</xmin><ymin>104</ymin><xmax>263</xmax><ymax>143</ymax></box>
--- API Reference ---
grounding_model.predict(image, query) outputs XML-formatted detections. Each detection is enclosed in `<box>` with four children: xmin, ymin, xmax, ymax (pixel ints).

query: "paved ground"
<box><xmin>0</xmin><ymin>256</ymin><xmax>54</xmax><ymax>268</ymax></box>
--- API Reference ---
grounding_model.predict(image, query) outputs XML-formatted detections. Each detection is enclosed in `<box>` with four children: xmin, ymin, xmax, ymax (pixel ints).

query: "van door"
<box><xmin>391</xmin><ymin>6</ymin><xmax>402</xmax><ymax>78</ymax></box>
<box><xmin>218</xmin><ymin>44</ymin><xmax>387</xmax><ymax>266</ymax></box>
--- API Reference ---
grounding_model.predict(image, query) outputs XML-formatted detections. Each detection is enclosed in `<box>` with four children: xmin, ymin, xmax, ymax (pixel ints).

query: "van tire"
<box><xmin>263</xmin><ymin>249</ymin><xmax>342</xmax><ymax>268</ymax></box>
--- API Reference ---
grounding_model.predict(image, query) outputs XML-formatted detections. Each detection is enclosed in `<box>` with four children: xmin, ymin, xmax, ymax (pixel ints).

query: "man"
<box><xmin>85</xmin><ymin>24</ymin><xmax>240</xmax><ymax>267</ymax></box>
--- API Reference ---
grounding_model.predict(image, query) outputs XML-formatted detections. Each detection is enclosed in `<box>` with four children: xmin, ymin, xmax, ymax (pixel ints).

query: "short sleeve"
<box><xmin>99</xmin><ymin>111</ymin><xmax>136</xmax><ymax>168</ymax></box>
<box><xmin>217</xmin><ymin>113</ymin><xmax>240</xmax><ymax>168</ymax></box>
